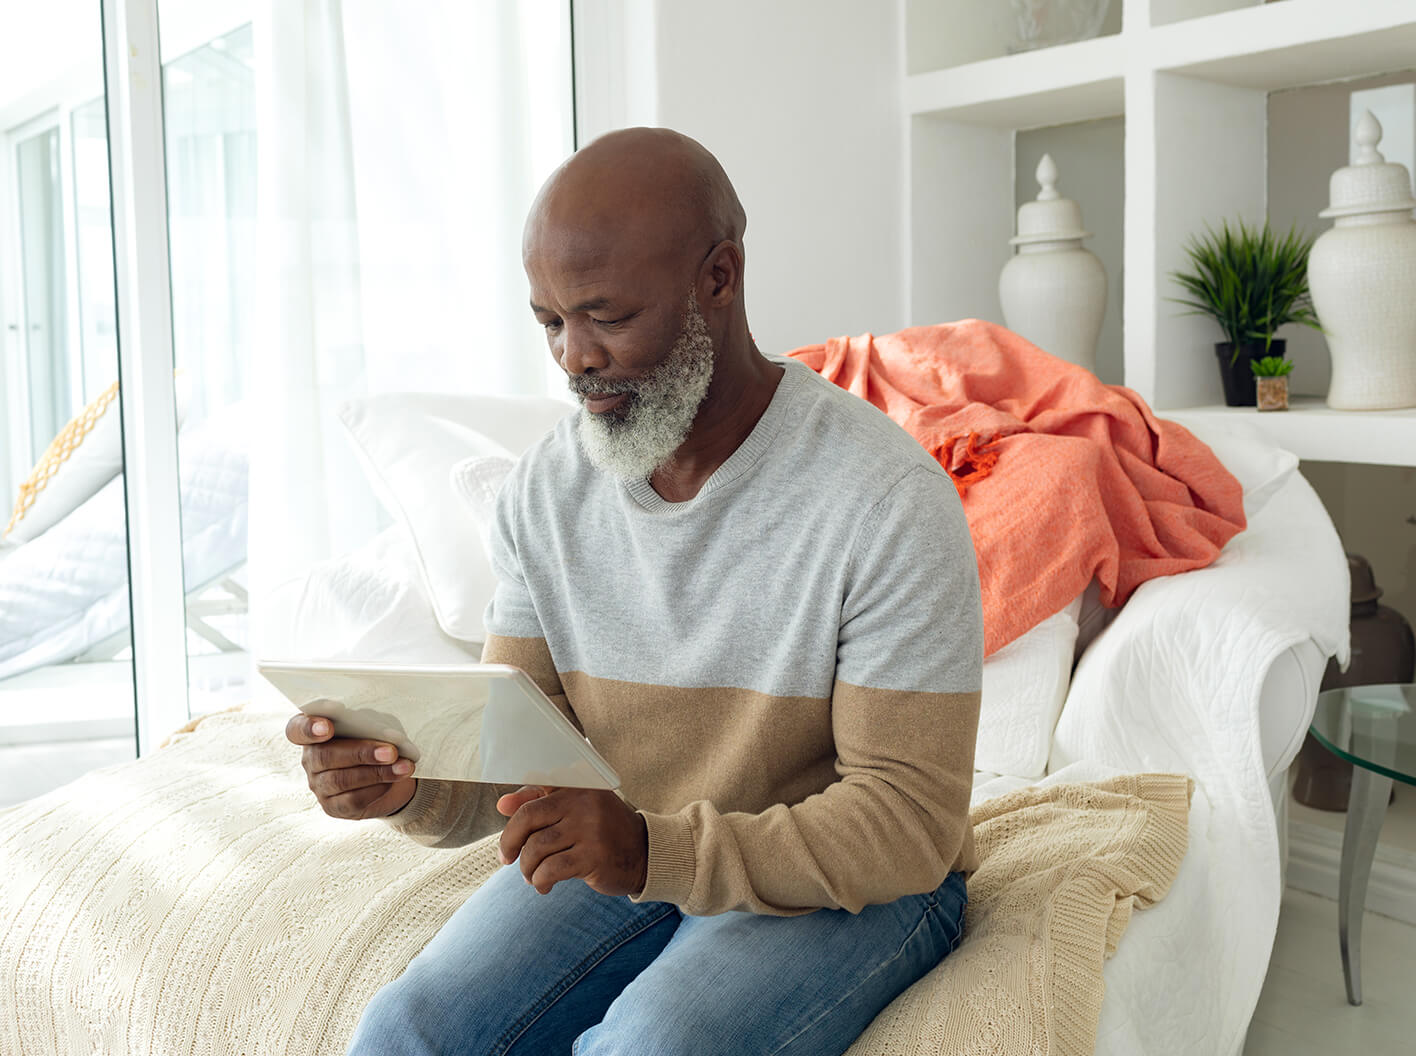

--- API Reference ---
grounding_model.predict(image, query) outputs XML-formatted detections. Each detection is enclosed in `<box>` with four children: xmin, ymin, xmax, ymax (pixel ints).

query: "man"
<box><xmin>288</xmin><ymin>127</ymin><xmax>983</xmax><ymax>1055</ymax></box>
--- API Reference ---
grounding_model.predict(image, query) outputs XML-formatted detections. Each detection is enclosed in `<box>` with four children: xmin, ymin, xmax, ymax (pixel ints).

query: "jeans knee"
<box><xmin>573</xmin><ymin>1006</ymin><xmax>732</xmax><ymax>1056</ymax></box>
<box><xmin>348</xmin><ymin>976</ymin><xmax>425</xmax><ymax>1056</ymax></box>
<box><xmin>349</xmin><ymin>971</ymin><xmax>502</xmax><ymax>1056</ymax></box>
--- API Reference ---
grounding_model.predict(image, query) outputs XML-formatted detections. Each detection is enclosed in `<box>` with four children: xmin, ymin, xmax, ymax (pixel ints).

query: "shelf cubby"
<box><xmin>906</xmin><ymin>0</ymin><xmax>1416</xmax><ymax>458</ymax></box>
<box><xmin>1150</xmin><ymin>0</ymin><xmax>1416</xmax><ymax>93</ymax></box>
<box><xmin>906</xmin><ymin>36</ymin><xmax>1124</xmax><ymax>129</ymax></box>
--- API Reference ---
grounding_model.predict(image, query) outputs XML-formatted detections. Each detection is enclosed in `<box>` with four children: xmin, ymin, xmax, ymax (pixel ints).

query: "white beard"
<box><xmin>572</xmin><ymin>295</ymin><xmax>715</xmax><ymax>481</ymax></box>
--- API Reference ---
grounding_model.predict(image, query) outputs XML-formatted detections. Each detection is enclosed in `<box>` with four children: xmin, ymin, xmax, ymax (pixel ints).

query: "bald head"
<box><xmin>524</xmin><ymin>127</ymin><xmax>746</xmax><ymax>279</ymax></box>
<box><xmin>522</xmin><ymin>129</ymin><xmax>779</xmax><ymax>491</ymax></box>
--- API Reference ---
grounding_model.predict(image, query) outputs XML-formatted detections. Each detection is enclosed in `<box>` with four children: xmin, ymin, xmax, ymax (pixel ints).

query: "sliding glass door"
<box><xmin>15</xmin><ymin>122</ymin><xmax>72</xmax><ymax>457</ymax></box>
<box><xmin>0</xmin><ymin>0</ymin><xmax>575</xmax><ymax>803</ymax></box>
<box><xmin>0</xmin><ymin>2</ymin><xmax>135</xmax><ymax>806</ymax></box>
<box><xmin>160</xmin><ymin>16</ymin><xmax>256</xmax><ymax>715</ymax></box>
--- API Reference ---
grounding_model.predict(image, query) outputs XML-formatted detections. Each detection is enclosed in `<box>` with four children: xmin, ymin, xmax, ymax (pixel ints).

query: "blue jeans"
<box><xmin>347</xmin><ymin>864</ymin><xmax>966</xmax><ymax>1056</ymax></box>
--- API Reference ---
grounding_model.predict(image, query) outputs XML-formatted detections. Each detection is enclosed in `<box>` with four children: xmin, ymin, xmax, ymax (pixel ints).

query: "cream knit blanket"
<box><xmin>0</xmin><ymin>709</ymin><xmax>1189</xmax><ymax>1056</ymax></box>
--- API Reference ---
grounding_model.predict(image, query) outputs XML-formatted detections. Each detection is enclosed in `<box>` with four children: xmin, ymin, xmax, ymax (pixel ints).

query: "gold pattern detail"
<box><xmin>5</xmin><ymin>380</ymin><xmax>120</xmax><ymax>536</ymax></box>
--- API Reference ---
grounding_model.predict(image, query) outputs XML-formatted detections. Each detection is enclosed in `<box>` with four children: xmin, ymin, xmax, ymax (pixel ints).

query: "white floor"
<box><xmin>1245</xmin><ymin>889</ymin><xmax>1416</xmax><ymax>1055</ymax></box>
<box><xmin>1293</xmin><ymin>785</ymin><xmax>1416</xmax><ymax>855</ymax></box>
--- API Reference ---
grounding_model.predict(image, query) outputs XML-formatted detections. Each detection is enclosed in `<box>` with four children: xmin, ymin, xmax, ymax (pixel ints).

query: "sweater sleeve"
<box><xmin>380</xmin><ymin>635</ymin><xmax>573</xmax><ymax>847</ymax></box>
<box><xmin>383</xmin><ymin>475</ymin><xmax>581</xmax><ymax>847</ymax></box>
<box><xmin>631</xmin><ymin>466</ymin><xmax>984</xmax><ymax>915</ymax></box>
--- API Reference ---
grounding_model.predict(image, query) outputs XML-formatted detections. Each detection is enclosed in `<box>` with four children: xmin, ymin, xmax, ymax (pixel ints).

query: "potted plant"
<box><xmin>1251</xmin><ymin>355</ymin><xmax>1293</xmax><ymax>412</ymax></box>
<box><xmin>1171</xmin><ymin>219</ymin><xmax>1322</xmax><ymax>407</ymax></box>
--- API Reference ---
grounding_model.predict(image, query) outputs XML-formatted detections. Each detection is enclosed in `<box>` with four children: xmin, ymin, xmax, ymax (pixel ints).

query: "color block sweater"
<box><xmin>386</xmin><ymin>356</ymin><xmax>984</xmax><ymax>917</ymax></box>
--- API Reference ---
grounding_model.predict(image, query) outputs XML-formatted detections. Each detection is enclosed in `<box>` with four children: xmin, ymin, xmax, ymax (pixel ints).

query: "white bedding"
<box><xmin>1050</xmin><ymin>470</ymin><xmax>1350</xmax><ymax>1056</ymax></box>
<box><xmin>0</xmin><ymin>410</ymin><xmax>249</xmax><ymax>681</ymax></box>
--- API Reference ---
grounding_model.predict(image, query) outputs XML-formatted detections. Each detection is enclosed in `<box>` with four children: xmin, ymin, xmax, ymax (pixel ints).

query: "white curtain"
<box><xmin>246</xmin><ymin>0</ymin><xmax>573</xmax><ymax>649</ymax></box>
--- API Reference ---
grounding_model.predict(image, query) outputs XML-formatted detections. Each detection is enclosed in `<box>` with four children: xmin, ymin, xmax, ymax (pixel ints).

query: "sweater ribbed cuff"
<box><xmin>631</xmin><ymin>810</ymin><xmax>696</xmax><ymax>908</ymax></box>
<box><xmin>381</xmin><ymin>779</ymin><xmax>450</xmax><ymax>840</ymax></box>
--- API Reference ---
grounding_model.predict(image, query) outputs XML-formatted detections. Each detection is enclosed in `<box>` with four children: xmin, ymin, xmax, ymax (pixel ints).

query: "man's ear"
<box><xmin>700</xmin><ymin>240</ymin><xmax>743</xmax><ymax>307</ymax></box>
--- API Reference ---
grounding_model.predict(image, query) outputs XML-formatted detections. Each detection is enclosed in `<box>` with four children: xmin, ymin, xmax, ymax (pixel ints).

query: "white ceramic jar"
<box><xmin>1309</xmin><ymin>110</ymin><xmax>1416</xmax><ymax>411</ymax></box>
<box><xmin>999</xmin><ymin>154</ymin><xmax>1107</xmax><ymax>374</ymax></box>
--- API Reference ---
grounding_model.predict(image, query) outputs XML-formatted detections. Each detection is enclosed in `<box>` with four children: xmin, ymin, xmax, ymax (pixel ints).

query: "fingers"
<box><xmin>307</xmin><ymin>762</ymin><xmax>413</xmax><ymax>800</ymax></box>
<box><xmin>517</xmin><ymin>823</ymin><xmax>576</xmax><ymax>888</ymax></box>
<box><xmin>291</xmin><ymin>724</ymin><xmax>416</xmax><ymax>821</ymax></box>
<box><xmin>285</xmin><ymin>712</ymin><xmax>334</xmax><ymax>745</ymax></box>
<box><xmin>322</xmin><ymin>777</ymin><xmax>416</xmax><ymax>820</ymax></box>
<box><xmin>528</xmin><ymin>848</ymin><xmax>584</xmax><ymax>895</ymax></box>
<box><xmin>498</xmin><ymin>792</ymin><xmax>561</xmax><ymax>865</ymax></box>
<box><xmin>497</xmin><ymin>790</ymin><xmax>648</xmax><ymax>898</ymax></box>
<box><xmin>496</xmin><ymin>784</ymin><xmax>554</xmax><ymax>818</ymax></box>
<box><xmin>304</xmin><ymin>738</ymin><xmax>407</xmax><ymax>777</ymax></box>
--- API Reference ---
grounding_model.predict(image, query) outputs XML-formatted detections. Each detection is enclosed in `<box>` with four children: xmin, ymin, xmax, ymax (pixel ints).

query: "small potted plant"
<box><xmin>1251</xmin><ymin>355</ymin><xmax>1293</xmax><ymax>412</ymax></box>
<box><xmin>1171</xmin><ymin>219</ymin><xmax>1322</xmax><ymax>407</ymax></box>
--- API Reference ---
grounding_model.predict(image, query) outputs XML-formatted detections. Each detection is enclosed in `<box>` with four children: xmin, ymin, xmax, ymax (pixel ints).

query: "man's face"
<box><xmin>526</xmin><ymin>227</ymin><xmax>716</xmax><ymax>480</ymax></box>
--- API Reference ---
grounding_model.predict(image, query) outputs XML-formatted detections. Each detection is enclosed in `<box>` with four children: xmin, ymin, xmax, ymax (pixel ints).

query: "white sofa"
<box><xmin>0</xmin><ymin>394</ymin><xmax>1348</xmax><ymax>1056</ymax></box>
<box><xmin>1050</xmin><ymin>456</ymin><xmax>1345</xmax><ymax>1055</ymax></box>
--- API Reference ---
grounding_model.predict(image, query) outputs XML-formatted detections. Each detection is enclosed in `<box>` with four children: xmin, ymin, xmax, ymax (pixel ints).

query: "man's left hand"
<box><xmin>496</xmin><ymin>786</ymin><xmax>649</xmax><ymax>897</ymax></box>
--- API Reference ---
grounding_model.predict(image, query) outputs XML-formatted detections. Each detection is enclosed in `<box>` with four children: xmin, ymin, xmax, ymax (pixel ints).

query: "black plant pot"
<box><xmin>1215</xmin><ymin>339</ymin><xmax>1285</xmax><ymax>407</ymax></box>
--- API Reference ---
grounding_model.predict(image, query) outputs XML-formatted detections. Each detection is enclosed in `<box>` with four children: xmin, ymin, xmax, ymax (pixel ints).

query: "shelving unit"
<box><xmin>904</xmin><ymin>35</ymin><xmax>1124</xmax><ymax>129</ymax></box>
<box><xmin>1149</xmin><ymin>1</ymin><xmax>1416</xmax><ymax>90</ymax></box>
<box><xmin>906</xmin><ymin>0</ymin><xmax>1416</xmax><ymax>464</ymax></box>
<box><xmin>1166</xmin><ymin>400</ymin><xmax>1416</xmax><ymax>468</ymax></box>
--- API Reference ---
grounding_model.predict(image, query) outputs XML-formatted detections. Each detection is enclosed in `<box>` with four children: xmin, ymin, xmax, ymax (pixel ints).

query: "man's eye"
<box><xmin>591</xmin><ymin>316</ymin><xmax>625</xmax><ymax>328</ymax></box>
<box><xmin>542</xmin><ymin>319</ymin><xmax>563</xmax><ymax>332</ymax></box>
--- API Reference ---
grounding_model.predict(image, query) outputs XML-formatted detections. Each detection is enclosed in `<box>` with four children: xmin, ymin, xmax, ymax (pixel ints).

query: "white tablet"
<box><xmin>258</xmin><ymin>660</ymin><xmax>620</xmax><ymax>790</ymax></box>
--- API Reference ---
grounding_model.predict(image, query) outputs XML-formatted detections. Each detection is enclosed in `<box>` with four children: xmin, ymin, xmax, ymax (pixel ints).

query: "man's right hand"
<box><xmin>285</xmin><ymin>713</ymin><xmax>418</xmax><ymax>820</ymax></box>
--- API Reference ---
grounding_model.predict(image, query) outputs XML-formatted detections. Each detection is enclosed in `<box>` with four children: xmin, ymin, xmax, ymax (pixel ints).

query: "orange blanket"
<box><xmin>787</xmin><ymin>321</ymin><xmax>1245</xmax><ymax>656</ymax></box>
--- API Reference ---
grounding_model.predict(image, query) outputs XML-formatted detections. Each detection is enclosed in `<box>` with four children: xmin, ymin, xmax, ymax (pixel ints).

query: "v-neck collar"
<box><xmin>623</xmin><ymin>357</ymin><xmax>803</xmax><ymax>513</ymax></box>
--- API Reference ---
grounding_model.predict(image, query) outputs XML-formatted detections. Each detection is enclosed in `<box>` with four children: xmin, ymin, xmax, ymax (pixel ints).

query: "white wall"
<box><xmin>576</xmin><ymin>0</ymin><xmax>907</xmax><ymax>357</ymax></box>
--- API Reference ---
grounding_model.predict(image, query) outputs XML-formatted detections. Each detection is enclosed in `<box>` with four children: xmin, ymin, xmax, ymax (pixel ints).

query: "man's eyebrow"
<box><xmin>529</xmin><ymin>297</ymin><xmax>614</xmax><ymax>315</ymax></box>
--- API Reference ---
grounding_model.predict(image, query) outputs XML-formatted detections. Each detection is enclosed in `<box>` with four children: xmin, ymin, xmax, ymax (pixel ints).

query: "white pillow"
<box><xmin>1168</xmin><ymin>416</ymin><xmax>1298</xmax><ymax>519</ymax></box>
<box><xmin>5</xmin><ymin>372</ymin><xmax>190</xmax><ymax>543</ymax></box>
<box><xmin>256</xmin><ymin>526</ymin><xmax>479</xmax><ymax>674</ymax></box>
<box><xmin>338</xmin><ymin>392</ymin><xmax>573</xmax><ymax>644</ymax></box>
<box><xmin>975</xmin><ymin>593</ymin><xmax>1084</xmax><ymax>780</ymax></box>
<box><xmin>450</xmin><ymin>452</ymin><xmax>516</xmax><ymax>554</ymax></box>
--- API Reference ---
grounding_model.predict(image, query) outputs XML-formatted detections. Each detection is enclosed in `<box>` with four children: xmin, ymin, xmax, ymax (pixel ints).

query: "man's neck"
<box><xmin>648</xmin><ymin>346</ymin><xmax>784</xmax><ymax>503</ymax></box>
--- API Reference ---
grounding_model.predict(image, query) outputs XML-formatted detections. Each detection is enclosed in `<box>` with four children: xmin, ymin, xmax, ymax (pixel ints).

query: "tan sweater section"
<box><xmin>387</xmin><ymin>634</ymin><xmax>980</xmax><ymax>916</ymax></box>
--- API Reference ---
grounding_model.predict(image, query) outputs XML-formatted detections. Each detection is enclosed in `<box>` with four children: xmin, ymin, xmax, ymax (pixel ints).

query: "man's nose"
<box><xmin>559</xmin><ymin>324</ymin><xmax>610</xmax><ymax>375</ymax></box>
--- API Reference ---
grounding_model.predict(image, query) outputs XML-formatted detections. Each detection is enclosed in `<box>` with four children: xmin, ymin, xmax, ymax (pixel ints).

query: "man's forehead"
<box><xmin>524</xmin><ymin>209</ymin><xmax>678</xmax><ymax>281</ymax></box>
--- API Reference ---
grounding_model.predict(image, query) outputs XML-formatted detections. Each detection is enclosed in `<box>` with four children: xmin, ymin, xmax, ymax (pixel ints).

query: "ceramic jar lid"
<box><xmin>1011</xmin><ymin>154</ymin><xmax>1091</xmax><ymax>245</ymax></box>
<box><xmin>1320</xmin><ymin>110</ymin><xmax>1416</xmax><ymax>220</ymax></box>
<box><xmin>1348</xmin><ymin>553</ymin><xmax>1384</xmax><ymax>606</ymax></box>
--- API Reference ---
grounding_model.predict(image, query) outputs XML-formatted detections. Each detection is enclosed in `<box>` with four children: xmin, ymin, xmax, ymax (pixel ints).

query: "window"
<box><xmin>0</xmin><ymin>4</ymin><xmax>134</xmax><ymax>807</ymax></box>
<box><xmin>0</xmin><ymin>0</ymin><xmax>574</xmax><ymax>804</ymax></box>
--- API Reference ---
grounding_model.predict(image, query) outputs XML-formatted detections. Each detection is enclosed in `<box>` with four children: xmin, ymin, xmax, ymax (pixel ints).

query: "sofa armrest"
<box><xmin>1050</xmin><ymin>470</ymin><xmax>1347</xmax><ymax>782</ymax></box>
<box><xmin>1257</xmin><ymin>637</ymin><xmax>1327</xmax><ymax>781</ymax></box>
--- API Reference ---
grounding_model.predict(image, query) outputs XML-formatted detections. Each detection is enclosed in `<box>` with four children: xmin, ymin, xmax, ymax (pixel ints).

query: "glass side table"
<box><xmin>1308</xmin><ymin>683</ymin><xmax>1416</xmax><ymax>1006</ymax></box>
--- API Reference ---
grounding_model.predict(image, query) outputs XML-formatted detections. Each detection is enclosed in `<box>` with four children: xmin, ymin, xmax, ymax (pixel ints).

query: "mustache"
<box><xmin>568</xmin><ymin>375</ymin><xmax>640</xmax><ymax>398</ymax></box>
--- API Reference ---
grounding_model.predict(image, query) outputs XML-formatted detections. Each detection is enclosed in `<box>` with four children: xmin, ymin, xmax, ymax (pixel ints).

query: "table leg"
<box><xmin>1338</xmin><ymin>766</ymin><xmax>1393</xmax><ymax>1006</ymax></box>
